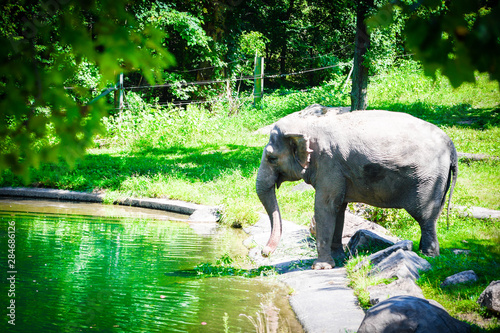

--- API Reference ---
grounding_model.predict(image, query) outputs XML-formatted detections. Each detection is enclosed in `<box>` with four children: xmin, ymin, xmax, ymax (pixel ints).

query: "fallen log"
<box><xmin>458</xmin><ymin>152</ymin><xmax>500</xmax><ymax>163</ymax></box>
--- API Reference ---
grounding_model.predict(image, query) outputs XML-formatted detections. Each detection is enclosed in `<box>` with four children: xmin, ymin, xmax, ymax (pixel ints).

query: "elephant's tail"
<box><xmin>445</xmin><ymin>148</ymin><xmax>458</xmax><ymax>229</ymax></box>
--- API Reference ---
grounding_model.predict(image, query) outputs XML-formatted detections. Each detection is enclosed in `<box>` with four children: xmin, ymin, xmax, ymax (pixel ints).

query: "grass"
<box><xmin>1</xmin><ymin>62</ymin><xmax>499</xmax><ymax>330</ymax></box>
<box><xmin>345</xmin><ymin>255</ymin><xmax>398</xmax><ymax>309</ymax></box>
<box><xmin>194</xmin><ymin>253</ymin><xmax>276</xmax><ymax>278</ymax></box>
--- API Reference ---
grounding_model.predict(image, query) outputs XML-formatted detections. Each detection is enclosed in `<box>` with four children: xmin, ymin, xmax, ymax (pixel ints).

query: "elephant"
<box><xmin>256</xmin><ymin>108</ymin><xmax>458</xmax><ymax>270</ymax></box>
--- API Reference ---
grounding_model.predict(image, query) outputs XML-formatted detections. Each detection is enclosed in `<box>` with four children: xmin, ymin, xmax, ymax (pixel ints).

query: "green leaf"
<box><xmin>367</xmin><ymin>3</ymin><xmax>394</xmax><ymax>31</ymax></box>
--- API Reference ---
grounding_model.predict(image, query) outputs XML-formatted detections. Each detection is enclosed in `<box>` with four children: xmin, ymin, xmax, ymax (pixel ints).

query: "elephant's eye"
<box><xmin>267</xmin><ymin>155</ymin><xmax>278</xmax><ymax>164</ymax></box>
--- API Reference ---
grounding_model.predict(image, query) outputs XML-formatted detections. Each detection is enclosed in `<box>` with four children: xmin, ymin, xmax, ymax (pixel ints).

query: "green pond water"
<box><xmin>0</xmin><ymin>198</ymin><xmax>302</xmax><ymax>332</ymax></box>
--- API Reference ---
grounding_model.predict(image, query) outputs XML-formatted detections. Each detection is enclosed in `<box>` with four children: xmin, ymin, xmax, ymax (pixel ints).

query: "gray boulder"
<box><xmin>358</xmin><ymin>295</ymin><xmax>471</xmax><ymax>333</ymax></box>
<box><xmin>342</xmin><ymin>211</ymin><xmax>399</xmax><ymax>244</ymax></box>
<box><xmin>368</xmin><ymin>240</ymin><xmax>414</xmax><ymax>265</ymax></box>
<box><xmin>441</xmin><ymin>270</ymin><xmax>478</xmax><ymax>287</ymax></box>
<box><xmin>347</xmin><ymin>229</ymin><xmax>395</xmax><ymax>256</ymax></box>
<box><xmin>367</xmin><ymin>278</ymin><xmax>425</xmax><ymax>305</ymax></box>
<box><xmin>369</xmin><ymin>248</ymin><xmax>431</xmax><ymax>282</ymax></box>
<box><xmin>310</xmin><ymin>211</ymin><xmax>397</xmax><ymax>247</ymax></box>
<box><xmin>477</xmin><ymin>280</ymin><xmax>500</xmax><ymax>314</ymax></box>
<box><xmin>354</xmin><ymin>240</ymin><xmax>413</xmax><ymax>271</ymax></box>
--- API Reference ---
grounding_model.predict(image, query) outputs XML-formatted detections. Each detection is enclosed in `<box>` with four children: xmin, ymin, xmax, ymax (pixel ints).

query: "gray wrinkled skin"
<box><xmin>256</xmin><ymin>110</ymin><xmax>458</xmax><ymax>270</ymax></box>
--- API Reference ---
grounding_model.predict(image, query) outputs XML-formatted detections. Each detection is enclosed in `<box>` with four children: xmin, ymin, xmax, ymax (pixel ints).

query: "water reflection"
<box><xmin>0</xmin><ymin>199</ymin><xmax>302</xmax><ymax>332</ymax></box>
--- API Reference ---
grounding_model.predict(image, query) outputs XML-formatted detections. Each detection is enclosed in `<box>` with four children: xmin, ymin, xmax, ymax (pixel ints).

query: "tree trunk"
<box><xmin>351</xmin><ymin>0</ymin><xmax>372</xmax><ymax>111</ymax></box>
<box><xmin>198</xmin><ymin>1</ymin><xmax>227</xmax><ymax>97</ymax></box>
<box><xmin>279</xmin><ymin>0</ymin><xmax>296</xmax><ymax>77</ymax></box>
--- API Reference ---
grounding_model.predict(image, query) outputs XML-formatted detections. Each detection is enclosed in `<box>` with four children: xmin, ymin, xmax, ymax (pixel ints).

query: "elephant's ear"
<box><xmin>284</xmin><ymin>133</ymin><xmax>313</xmax><ymax>170</ymax></box>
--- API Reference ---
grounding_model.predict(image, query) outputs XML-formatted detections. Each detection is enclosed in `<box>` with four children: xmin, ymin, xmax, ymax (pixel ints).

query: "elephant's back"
<box><xmin>324</xmin><ymin>110</ymin><xmax>455</xmax><ymax>171</ymax></box>
<box><xmin>332</xmin><ymin>110</ymin><xmax>451</xmax><ymax>146</ymax></box>
<box><xmin>336</xmin><ymin>110</ymin><xmax>436</xmax><ymax>131</ymax></box>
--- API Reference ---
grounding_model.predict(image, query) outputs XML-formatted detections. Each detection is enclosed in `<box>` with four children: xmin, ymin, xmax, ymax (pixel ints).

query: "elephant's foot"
<box><xmin>419</xmin><ymin>237</ymin><xmax>439</xmax><ymax>257</ymax></box>
<box><xmin>420</xmin><ymin>247</ymin><xmax>439</xmax><ymax>257</ymax></box>
<box><xmin>312</xmin><ymin>258</ymin><xmax>335</xmax><ymax>270</ymax></box>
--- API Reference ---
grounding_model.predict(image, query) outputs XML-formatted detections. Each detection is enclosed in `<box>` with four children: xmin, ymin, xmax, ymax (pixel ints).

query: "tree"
<box><xmin>135</xmin><ymin>2</ymin><xmax>221</xmax><ymax>101</ymax></box>
<box><xmin>0</xmin><ymin>0</ymin><xmax>175</xmax><ymax>180</ymax></box>
<box><xmin>371</xmin><ymin>0</ymin><xmax>500</xmax><ymax>88</ymax></box>
<box><xmin>351</xmin><ymin>0</ymin><xmax>375</xmax><ymax>111</ymax></box>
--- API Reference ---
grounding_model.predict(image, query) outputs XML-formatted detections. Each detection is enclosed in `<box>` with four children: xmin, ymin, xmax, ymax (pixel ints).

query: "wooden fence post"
<box><xmin>253</xmin><ymin>55</ymin><xmax>264</xmax><ymax>105</ymax></box>
<box><xmin>342</xmin><ymin>60</ymin><xmax>354</xmax><ymax>93</ymax></box>
<box><xmin>89</xmin><ymin>73</ymin><xmax>123</xmax><ymax>108</ymax></box>
<box><xmin>114</xmin><ymin>72</ymin><xmax>124</xmax><ymax>111</ymax></box>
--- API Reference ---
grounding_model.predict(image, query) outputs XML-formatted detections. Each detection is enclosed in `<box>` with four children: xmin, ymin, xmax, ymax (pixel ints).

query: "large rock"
<box><xmin>358</xmin><ymin>295</ymin><xmax>471</xmax><ymax>333</ymax></box>
<box><xmin>342</xmin><ymin>212</ymin><xmax>399</xmax><ymax>244</ymax></box>
<box><xmin>354</xmin><ymin>240</ymin><xmax>413</xmax><ymax>271</ymax></box>
<box><xmin>441</xmin><ymin>270</ymin><xmax>478</xmax><ymax>287</ymax></box>
<box><xmin>477</xmin><ymin>280</ymin><xmax>500</xmax><ymax>314</ymax></box>
<box><xmin>367</xmin><ymin>278</ymin><xmax>425</xmax><ymax>305</ymax></box>
<box><xmin>347</xmin><ymin>229</ymin><xmax>395</xmax><ymax>256</ymax></box>
<box><xmin>369</xmin><ymin>248</ymin><xmax>431</xmax><ymax>282</ymax></box>
<box><xmin>308</xmin><ymin>209</ymin><xmax>397</xmax><ymax>247</ymax></box>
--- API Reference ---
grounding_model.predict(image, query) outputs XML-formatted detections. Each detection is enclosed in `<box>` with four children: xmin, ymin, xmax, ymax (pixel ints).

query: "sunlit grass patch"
<box><xmin>454</xmin><ymin>160</ymin><xmax>500</xmax><ymax>210</ymax></box>
<box><xmin>345</xmin><ymin>255</ymin><xmax>397</xmax><ymax>309</ymax></box>
<box><xmin>446</xmin><ymin>126</ymin><xmax>500</xmax><ymax>156</ymax></box>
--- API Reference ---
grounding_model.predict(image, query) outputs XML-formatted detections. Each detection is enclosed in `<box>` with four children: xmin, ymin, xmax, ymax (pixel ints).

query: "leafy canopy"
<box><xmin>369</xmin><ymin>0</ymin><xmax>500</xmax><ymax>88</ymax></box>
<box><xmin>0</xmin><ymin>0</ymin><xmax>175</xmax><ymax>180</ymax></box>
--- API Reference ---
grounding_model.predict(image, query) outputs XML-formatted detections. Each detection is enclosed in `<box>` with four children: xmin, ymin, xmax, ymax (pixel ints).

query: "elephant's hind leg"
<box><xmin>407</xmin><ymin>173</ymin><xmax>452</xmax><ymax>256</ymax></box>
<box><xmin>406</xmin><ymin>203</ymin><xmax>442</xmax><ymax>257</ymax></box>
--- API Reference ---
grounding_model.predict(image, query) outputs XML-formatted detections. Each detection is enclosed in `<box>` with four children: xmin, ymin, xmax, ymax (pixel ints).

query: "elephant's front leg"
<box><xmin>331</xmin><ymin>203</ymin><xmax>347</xmax><ymax>259</ymax></box>
<box><xmin>312</xmin><ymin>192</ymin><xmax>341</xmax><ymax>270</ymax></box>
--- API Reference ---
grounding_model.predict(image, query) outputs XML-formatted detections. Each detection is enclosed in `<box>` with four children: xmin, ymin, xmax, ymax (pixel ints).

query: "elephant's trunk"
<box><xmin>256</xmin><ymin>162</ymin><xmax>282</xmax><ymax>257</ymax></box>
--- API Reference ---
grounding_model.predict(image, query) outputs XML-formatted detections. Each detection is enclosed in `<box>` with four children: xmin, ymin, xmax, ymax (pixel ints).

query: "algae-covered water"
<box><xmin>0</xmin><ymin>198</ymin><xmax>301</xmax><ymax>332</ymax></box>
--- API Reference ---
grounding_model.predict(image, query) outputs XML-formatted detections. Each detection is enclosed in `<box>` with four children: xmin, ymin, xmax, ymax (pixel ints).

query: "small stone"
<box><xmin>450</xmin><ymin>249</ymin><xmax>471</xmax><ymax>255</ymax></box>
<box><xmin>441</xmin><ymin>270</ymin><xmax>478</xmax><ymax>287</ymax></box>
<box><xmin>477</xmin><ymin>280</ymin><xmax>500</xmax><ymax>314</ymax></box>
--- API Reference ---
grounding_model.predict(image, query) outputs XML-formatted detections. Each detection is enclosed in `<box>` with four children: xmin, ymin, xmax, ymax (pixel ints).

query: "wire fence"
<box><xmin>76</xmin><ymin>44</ymin><xmax>415</xmax><ymax>109</ymax></box>
<box><xmin>125</xmin><ymin>62</ymin><xmax>350</xmax><ymax>91</ymax></box>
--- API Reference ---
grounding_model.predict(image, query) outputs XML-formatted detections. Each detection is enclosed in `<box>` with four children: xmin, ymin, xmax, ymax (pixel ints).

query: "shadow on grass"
<box><xmin>370</xmin><ymin>101</ymin><xmax>500</xmax><ymax>129</ymax></box>
<box><xmin>425</xmin><ymin>238</ymin><xmax>500</xmax><ymax>284</ymax></box>
<box><xmin>0</xmin><ymin>144</ymin><xmax>264</xmax><ymax>192</ymax></box>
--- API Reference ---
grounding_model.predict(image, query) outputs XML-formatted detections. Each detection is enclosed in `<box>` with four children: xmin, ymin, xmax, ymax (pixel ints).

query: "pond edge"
<box><xmin>0</xmin><ymin>187</ymin><xmax>220</xmax><ymax>223</ymax></box>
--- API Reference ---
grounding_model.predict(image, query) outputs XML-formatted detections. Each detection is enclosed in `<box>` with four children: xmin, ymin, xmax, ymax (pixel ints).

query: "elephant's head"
<box><xmin>256</xmin><ymin>123</ymin><xmax>313</xmax><ymax>256</ymax></box>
